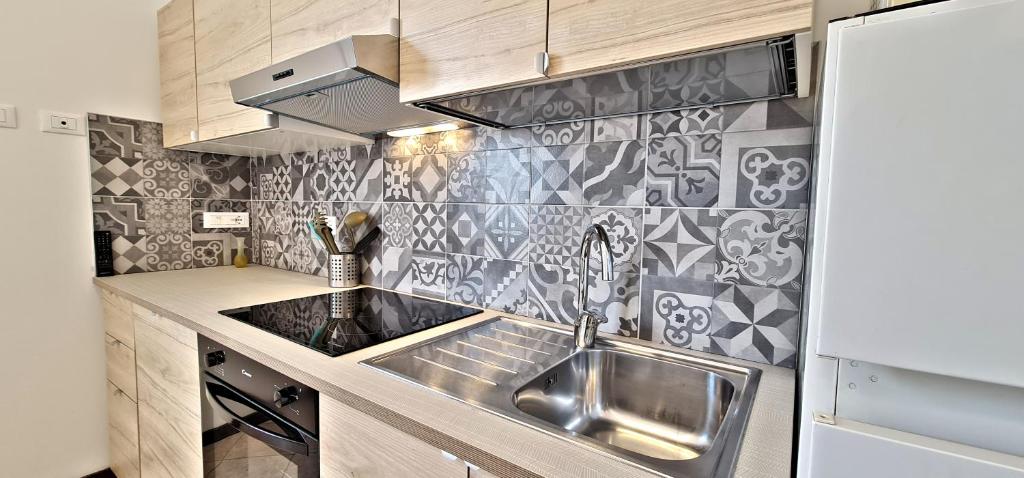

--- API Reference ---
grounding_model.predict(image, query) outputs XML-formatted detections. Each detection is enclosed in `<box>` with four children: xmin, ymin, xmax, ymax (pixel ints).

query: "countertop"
<box><xmin>95</xmin><ymin>266</ymin><xmax>794</xmax><ymax>478</ymax></box>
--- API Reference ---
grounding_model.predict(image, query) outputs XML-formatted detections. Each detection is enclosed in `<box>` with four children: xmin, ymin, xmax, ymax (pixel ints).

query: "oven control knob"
<box><xmin>205</xmin><ymin>350</ymin><xmax>226</xmax><ymax>367</ymax></box>
<box><xmin>274</xmin><ymin>386</ymin><xmax>299</xmax><ymax>408</ymax></box>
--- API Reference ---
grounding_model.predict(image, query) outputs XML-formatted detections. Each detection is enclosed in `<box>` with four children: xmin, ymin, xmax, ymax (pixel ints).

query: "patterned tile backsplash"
<box><xmin>89</xmin><ymin>94</ymin><xmax>812</xmax><ymax>368</ymax></box>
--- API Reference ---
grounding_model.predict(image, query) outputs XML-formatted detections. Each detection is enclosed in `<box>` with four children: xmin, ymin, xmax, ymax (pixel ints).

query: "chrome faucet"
<box><xmin>574</xmin><ymin>224</ymin><xmax>615</xmax><ymax>349</ymax></box>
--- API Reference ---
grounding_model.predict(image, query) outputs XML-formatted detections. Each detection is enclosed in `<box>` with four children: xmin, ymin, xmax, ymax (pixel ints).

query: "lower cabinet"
<box><xmin>321</xmin><ymin>395</ymin><xmax>485</xmax><ymax>478</ymax></box>
<box><xmin>135</xmin><ymin>315</ymin><xmax>203</xmax><ymax>478</ymax></box>
<box><xmin>101</xmin><ymin>290</ymin><xmax>203</xmax><ymax>478</ymax></box>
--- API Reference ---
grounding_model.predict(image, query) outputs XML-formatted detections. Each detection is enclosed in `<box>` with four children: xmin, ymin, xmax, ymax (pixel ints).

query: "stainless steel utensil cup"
<box><xmin>328</xmin><ymin>254</ymin><xmax>360</xmax><ymax>288</ymax></box>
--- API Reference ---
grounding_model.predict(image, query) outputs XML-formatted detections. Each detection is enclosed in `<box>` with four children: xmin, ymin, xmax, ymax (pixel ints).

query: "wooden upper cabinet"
<box><xmin>194</xmin><ymin>0</ymin><xmax>273</xmax><ymax>140</ymax></box>
<box><xmin>157</xmin><ymin>0</ymin><xmax>198</xmax><ymax>148</ymax></box>
<box><xmin>398</xmin><ymin>0</ymin><xmax>548</xmax><ymax>103</ymax></box>
<box><xmin>547</xmin><ymin>0</ymin><xmax>814</xmax><ymax>77</ymax></box>
<box><xmin>271</xmin><ymin>0</ymin><xmax>398</xmax><ymax>63</ymax></box>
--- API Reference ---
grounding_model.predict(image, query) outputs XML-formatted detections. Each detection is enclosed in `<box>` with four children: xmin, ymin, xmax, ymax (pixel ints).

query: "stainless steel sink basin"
<box><xmin>363</xmin><ymin>318</ymin><xmax>760</xmax><ymax>477</ymax></box>
<box><xmin>514</xmin><ymin>349</ymin><xmax>734</xmax><ymax>461</ymax></box>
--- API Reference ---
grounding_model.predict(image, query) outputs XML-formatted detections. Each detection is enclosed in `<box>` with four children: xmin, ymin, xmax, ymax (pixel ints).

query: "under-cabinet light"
<box><xmin>386</xmin><ymin>122</ymin><xmax>459</xmax><ymax>137</ymax></box>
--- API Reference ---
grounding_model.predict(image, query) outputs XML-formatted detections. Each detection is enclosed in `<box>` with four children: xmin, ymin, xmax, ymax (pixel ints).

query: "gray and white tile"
<box><xmin>639</xmin><ymin>276</ymin><xmax>715</xmax><ymax>352</ymax></box>
<box><xmin>529</xmin><ymin>205</ymin><xmax>588</xmax><ymax>269</ymax></box>
<box><xmin>715</xmin><ymin>209</ymin><xmax>807</xmax><ymax>290</ymax></box>
<box><xmin>410</xmin><ymin>154</ymin><xmax>447</xmax><ymax>203</ymax></box>
<box><xmin>93</xmin><ymin>196</ymin><xmax>146</xmax><ymax>235</ymax></box>
<box><xmin>446</xmin><ymin>254</ymin><xmax>487</xmax><ymax>307</ymax></box>
<box><xmin>646</xmin><ymin>134</ymin><xmax>722</xmax><ymax>207</ymax></box>
<box><xmin>446</xmin><ymin>203</ymin><xmax>486</xmax><ymax>256</ymax></box>
<box><xmin>530</xmin><ymin>144</ymin><xmax>584</xmax><ymax>205</ymax></box>
<box><xmin>485</xmin><ymin>149</ymin><xmax>530</xmax><ymax>204</ymax></box>
<box><xmin>710</xmin><ymin>283</ymin><xmax>800</xmax><ymax>367</ymax></box>
<box><xmin>411</xmin><ymin>203</ymin><xmax>446</xmax><ymax>254</ymax></box>
<box><xmin>484</xmin><ymin>204</ymin><xmax>529</xmax><ymax>260</ymax></box>
<box><xmin>642</xmin><ymin>207</ymin><xmax>718</xmax><ymax>281</ymax></box>
<box><xmin>583</xmin><ymin>140</ymin><xmax>646</xmax><ymax>206</ymax></box>
<box><xmin>447</xmin><ymin>152</ymin><xmax>486</xmax><ymax>203</ymax></box>
<box><xmin>648</xmin><ymin>107</ymin><xmax>724</xmax><ymax>138</ymax></box>
<box><xmin>144</xmin><ymin>157</ymin><xmax>191</xmax><ymax>198</ymax></box>
<box><xmin>190</xmin><ymin>153</ymin><xmax>251</xmax><ymax>200</ymax></box>
<box><xmin>719</xmin><ymin>128</ymin><xmax>813</xmax><ymax>209</ymax></box>
<box><xmin>145</xmin><ymin>233</ymin><xmax>193</xmax><ymax>272</ymax></box>
<box><xmin>589</xmin><ymin>207</ymin><xmax>642</xmax><ymax>274</ymax></box>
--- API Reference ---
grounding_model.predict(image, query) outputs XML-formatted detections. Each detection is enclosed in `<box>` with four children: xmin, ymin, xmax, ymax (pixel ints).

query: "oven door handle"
<box><xmin>204</xmin><ymin>377</ymin><xmax>310</xmax><ymax>456</ymax></box>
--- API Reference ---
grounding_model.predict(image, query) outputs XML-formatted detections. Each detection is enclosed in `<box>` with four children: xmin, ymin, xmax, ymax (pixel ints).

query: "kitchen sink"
<box><xmin>363</xmin><ymin>318</ymin><xmax>760</xmax><ymax>477</ymax></box>
<box><xmin>513</xmin><ymin>349</ymin><xmax>735</xmax><ymax>461</ymax></box>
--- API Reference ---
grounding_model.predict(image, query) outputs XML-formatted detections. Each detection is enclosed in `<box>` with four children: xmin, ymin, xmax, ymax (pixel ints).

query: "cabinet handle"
<box><xmin>440</xmin><ymin>450</ymin><xmax>459</xmax><ymax>462</ymax></box>
<box><xmin>189</xmin><ymin>130</ymin><xmax>198</xmax><ymax>142</ymax></box>
<box><xmin>465</xmin><ymin>461</ymin><xmax>480</xmax><ymax>472</ymax></box>
<box><xmin>535</xmin><ymin>51</ymin><xmax>549</xmax><ymax>76</ymax></box>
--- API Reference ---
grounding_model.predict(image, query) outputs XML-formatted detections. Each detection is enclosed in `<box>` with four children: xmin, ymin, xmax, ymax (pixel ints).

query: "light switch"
<box><xmin>0</xmin><ymin>105</ymin><xmax>16</xmax><ymax>128</ymax></box>
<box><xmin>202</xmin><ymin>212</ymin><xmax>250</xmax><ymax>229</ymax></box>
<box><xmin>39</xmin><ymin>110</ymin><xmax>84</xmax><ymax>135</ymax></box>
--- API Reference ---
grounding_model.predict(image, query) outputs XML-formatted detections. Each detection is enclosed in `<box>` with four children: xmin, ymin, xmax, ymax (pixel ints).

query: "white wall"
<box><xmin>0</xmin><ymin>1</ymin><xmax>165</xmax><ymax>476</ymax></box>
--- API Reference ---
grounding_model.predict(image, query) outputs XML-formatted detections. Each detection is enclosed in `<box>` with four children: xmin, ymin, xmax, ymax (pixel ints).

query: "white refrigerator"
<box><xmin>799</xmin><ymin>0</ymin><xmax>1024</xmax><ymax>476</ymax></box>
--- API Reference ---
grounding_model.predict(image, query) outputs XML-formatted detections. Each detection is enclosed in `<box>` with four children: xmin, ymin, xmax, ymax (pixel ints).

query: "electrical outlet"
<box><xmin>0</xmin><ymin>105</ymin><xmax>16</xmax><ymax>128</ymax></box>
<box><xmin>202</xmin><ymin>212</ymin><xmax>249</xmax><ymax>229</ymax></box>
<box><xmin>39</xmin><ymin>110</ymin><xmax>84</xmax><ymax>135</ymax></box>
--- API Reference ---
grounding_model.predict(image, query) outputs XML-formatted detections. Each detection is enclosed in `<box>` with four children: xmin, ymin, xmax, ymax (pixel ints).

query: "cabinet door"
<box><xmin>320</xmin><ymin>396</ymin><xmax>467</xmax><ymax>478</ymax></box>
<box><xmin>108</xmin><ymin>381</ymin><xmax>141</xmax><ymax>478</ymax></box>
<box><xmin>136</xmin><ymin>318</ymin><xmax>202</xmax><ymax>478</ymax></box>
<box><xmin>271</xmin><ymin>0</ymin><xmax>398</xmax><ymax>63</ymax></box>
<box><xmin>157</xmin><ymin>0</ymin><xmax>199</xmax><ymax>147</ymax></box>
<box><xmin>194</xmin><ymin>0</ymin><xmax>272</xmax><ymax>140</ymax></box>
<box><xmin>547</xmin><ymin>0</ymin><xmax>813</xmax><ymax>77</ymax></box>
<box><xmin>399</xmin><ymin>0</ymin><xmax>548</xmax><ymax>103</ymax></box>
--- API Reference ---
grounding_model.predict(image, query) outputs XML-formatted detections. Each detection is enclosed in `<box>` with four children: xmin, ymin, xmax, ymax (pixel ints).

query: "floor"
<box><xmin>203</xmin><ymin>432</ymin><xmax>299</xmax><ymax>478</ymax></box>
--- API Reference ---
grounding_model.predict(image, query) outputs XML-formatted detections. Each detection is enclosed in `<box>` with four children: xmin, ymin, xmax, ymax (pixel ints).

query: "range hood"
<box><xmin>173</xmin><ymin>114</ymin><xmax>372</xmax><ymax>156</ymax></box>
<box><xmin>411</xmin><ymin>35</ymin><xmax>811</xmax><ymax>130</ymax></box>
<box><xmin>231</xmin><ymin>34</ymin><xmax>454</xmax><ymax>136</ymax></box>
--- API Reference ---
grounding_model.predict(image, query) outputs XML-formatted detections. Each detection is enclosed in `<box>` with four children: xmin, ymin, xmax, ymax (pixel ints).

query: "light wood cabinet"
<box><xmin>102</xmin><ymin>293</ymin><xmax>135</xmax><ymax>348</ymax></box>
<box><xmin>320</xmin><ymin>396</ymin><xmax>469</xmax><ymax>478</ymax></box>
<box><xmin>194</xmin><ymin>0</ymin><xmax>273</xmax><ymax>140</ymax></box>
<box><xmin>157</xmin><ymin>0</ymin><xmax>199</xmax><ymax>148</ymax></box>
<box><xmin>107</xmin><ymin>381</ymin><xmax>141</xmax><ymax>478</ymax></box>
<box><xmin>135</xmin><ymin>316</ymin><xmax>202</xmax><ymax>478</ymax></box>
<box><xmin>546</xmin><ymin>0</ymin><xmax>813</xmax><ymax>77</ymax></box>
<box><xmin>398</xmin><ymin>0</ymin><xmax>548</xmax><ymax>103</ymax></box>
<box><xmin>105</xmin><ymin>334</ymin><xmax>137</xmax><ymax>401</ymax></box>
<box><xmin>271</xmin><ymin>0</ymin><xmax>398</xmax><ymax>63</ymax></box>
<box><xmin>132</xmin><ymin>303</ymin><xmax>197</xmax><ymax>349</ymax></box>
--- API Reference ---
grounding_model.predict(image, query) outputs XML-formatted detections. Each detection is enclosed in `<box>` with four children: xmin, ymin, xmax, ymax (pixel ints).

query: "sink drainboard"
<box><xmin>363</xmin><ymin>318</ymin><xmax>760</xmax><ymax>478</ymax></box>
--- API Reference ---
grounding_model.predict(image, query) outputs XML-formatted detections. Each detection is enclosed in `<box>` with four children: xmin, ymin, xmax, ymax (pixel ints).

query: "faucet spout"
<box><xmin>575</xmin><ymin>224</ymin><xmax>615</xmax><ymax>348</ymax></box>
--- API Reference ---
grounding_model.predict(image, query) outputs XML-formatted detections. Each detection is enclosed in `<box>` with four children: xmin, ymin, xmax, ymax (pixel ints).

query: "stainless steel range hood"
<box><xmin>231</xmin><ymin>34</ymin><xmax>454</xmax><ymax>136</ymax></box>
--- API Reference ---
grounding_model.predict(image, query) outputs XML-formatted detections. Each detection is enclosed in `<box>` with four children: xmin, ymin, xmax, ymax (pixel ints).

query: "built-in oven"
<box><xmin>199</xmin><ymin>335</ymin><xmax>318</xmax><ymax>478</ymax></box>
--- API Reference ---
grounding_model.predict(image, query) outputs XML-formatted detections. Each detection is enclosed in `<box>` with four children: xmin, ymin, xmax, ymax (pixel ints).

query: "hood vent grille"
<box><xmin>412</xmin><ymin>37</ymin><xmax>799</xmax><ymax>129</ymax></box>
<box><xmin>253</xmin><ymin>75</ymin><xmax>447</xmax><ymax>135</ymax></box>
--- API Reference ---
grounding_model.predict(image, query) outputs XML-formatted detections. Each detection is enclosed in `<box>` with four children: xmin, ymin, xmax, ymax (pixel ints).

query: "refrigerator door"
<box><xmin>811</xmin><ymin>0</ymin><xmax>1024</xmax><ymax>388</ymax></box>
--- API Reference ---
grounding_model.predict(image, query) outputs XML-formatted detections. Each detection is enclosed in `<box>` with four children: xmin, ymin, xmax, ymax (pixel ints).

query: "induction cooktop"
<box><xmin>218</xmin><ymin>288</ymin><xmax>482</xmax><ymax>357</ymax></box>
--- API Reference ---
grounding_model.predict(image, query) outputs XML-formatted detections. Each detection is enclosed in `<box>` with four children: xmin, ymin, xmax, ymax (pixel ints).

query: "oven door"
<box><xmin>202</xmin><ymin>373</ymin><xmax>318</xmax><ymax>478</ymax></box>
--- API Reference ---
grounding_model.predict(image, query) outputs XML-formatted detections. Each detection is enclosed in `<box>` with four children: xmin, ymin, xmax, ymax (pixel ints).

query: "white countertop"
<box><xmin>95</xmin><ymin>266</ymin><xmax>794</xmax><ymax>477</ymax></box>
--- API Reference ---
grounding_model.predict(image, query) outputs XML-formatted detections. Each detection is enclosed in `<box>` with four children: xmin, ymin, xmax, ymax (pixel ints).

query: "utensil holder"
<box><xmin>328</xmin><ymin>254</ymin><xmax>360</xmax><ymax>288</ymax></box>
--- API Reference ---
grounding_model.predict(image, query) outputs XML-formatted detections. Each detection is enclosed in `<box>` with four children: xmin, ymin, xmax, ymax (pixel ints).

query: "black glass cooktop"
<box><xmin>218</xmin><ymin>288</ymin><xmax>482</xmax><ymax>357</ymax></box>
